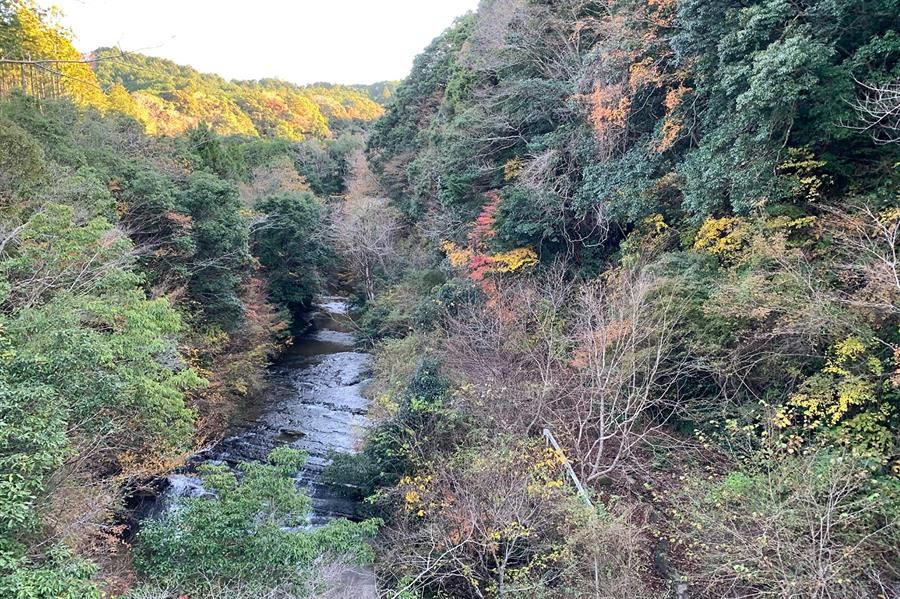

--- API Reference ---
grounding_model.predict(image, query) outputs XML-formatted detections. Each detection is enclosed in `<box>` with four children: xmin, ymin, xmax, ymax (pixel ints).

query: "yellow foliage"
<box><xmin>442</xmin><ymin>240</ymin><xmax>538</xmax><ymax>278</ymax></box>
<box><xmin>828</xmin><ymin>337</ymin><xmax>868</xmax><ymax>371</ymax></box>
<box><xmin>440</xmin><ymin>240</ymin><xmax>473</xmax><ymax>269</ymax></box>
<box><xmin>879</xmin><ymin>206</ymin><xmax>900</xmax><ymax>224</ymax></box>
<box><xmin>773</xmin><ymin>407</ymin><xmax>792</xmax><ymax>429</ymax></box>
<box><xmin>693</xmin><ymin>217</ymin><xmax>751</xmax><ymax>265</ymax></box>
<box><xmin>490</xmin><ymin>247</ymin><xmax>539</xmax><ymax>273</ymax></box>
<box><xmin>503</xmin><ymin>158</ymin><xmax>523</xmax><ymax>182</ymax></box>
<box><xmin>767</xmin><ymin>215</ymin><xmax>817</xmax><ymax>232</ymax></box>
<box><xmin>644</xmin><ymin>213</ymin><xmax>669</xmax><ymax>234</ymax></box>
<box><xmin>399</xmin><ymin>474</ymin><xmax>433</xmax><ymax>514</ymax></box>
<box><xmin>777</xmin><ymin>148</ymin><xmax>831</xmax><ymax>202</ymax></box>
<box><xmin>778</xmin><ymin>337</ymin><xmax>895</xmax><ymax>462</ymax></box>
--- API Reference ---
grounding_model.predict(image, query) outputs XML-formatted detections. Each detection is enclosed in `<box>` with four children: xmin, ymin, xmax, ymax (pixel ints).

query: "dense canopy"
<box><xmin>1</xmin><ymin>0</ymin><xmax>898</xmax><ymax>597</ymax></box>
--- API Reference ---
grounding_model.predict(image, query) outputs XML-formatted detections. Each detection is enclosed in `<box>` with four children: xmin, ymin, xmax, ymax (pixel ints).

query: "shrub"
<box><xmin>134</xmin><ymin>447</ymin><xmax>380</xmax><ymax>593</ymax></box>
<box><xmin>677</xmin><ymin>453</ymin><xmax>900</xmax><ymax>598</ymax></box>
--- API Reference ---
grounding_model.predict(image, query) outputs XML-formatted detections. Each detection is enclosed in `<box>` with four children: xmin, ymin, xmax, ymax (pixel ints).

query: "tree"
<box><xmin>380</xmin><ymin>438</ymin><xmax>611</xmax><ymax>598</ymax></box>
<box><xmin>0</xmin><ymin>1</ymin><xmax>108</xmax><ymax>108</ymax></box>
<box><xmin>847</xmin><ymin>78</ymin><xmax>900</xmax><ymax>144</ymax></box>
<box><xmin>678</xmin><ymin>453</ymin><xmax>900</xmax><ymax>598</ymax></box>
<box><xmin>178</xmin><ymin>173</ymin><xmax>250</xmax><ymax>327</ymax></box>
<box><xmin>134</xmin><ymin>448</ymin><xmax>379</xmax><ymax>595</ymax></box>
<box><xmin>253</xmin><ymin>191</ymin><xmax>328</xmax><ymax>313</ymax></box>
<box><xmin>0</xmin><ymin>203</ymin><xmax>201</xmax><ymax>598</ymax></box>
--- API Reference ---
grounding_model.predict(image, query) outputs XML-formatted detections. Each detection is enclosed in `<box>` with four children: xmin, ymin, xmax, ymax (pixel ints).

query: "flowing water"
<box><xmin>134</xmin><ymin>297</ymin><xmax>377</xmax><ymax>595</ymax></box>
<box><xmin>150</xmin><ymin>297</ymin><xmax>371</xmax><ymax>522</ymax></box>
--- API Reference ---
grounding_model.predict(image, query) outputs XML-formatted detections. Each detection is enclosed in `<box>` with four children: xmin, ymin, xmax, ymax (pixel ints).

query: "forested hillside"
<box><xmin>0</xmin><ymin>2</ymin><xmax>391</xmax><ymax>140</ymax></box>
<box><xmin>1</xmin><ymin>2</ymin><xmax>378</xmax><ymax>597</ymax></box>
<box><xmin>90</xmin><ymin>49</ymin><xmax>394</xmax><ymax>138</ymax></box>
<box><xmin>340</xmin><ymin>0</ymin><xmax>900</xmax><ymax>597</ymax></box>
<box><xmin>1</xmin><ymin>0</ymin><xmax>899</xmax><ymax>597</ymax></box>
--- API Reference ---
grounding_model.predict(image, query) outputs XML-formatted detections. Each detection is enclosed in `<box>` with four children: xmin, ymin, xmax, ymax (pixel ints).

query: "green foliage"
<box><xmin>0</xmin><ymin>205</ymin><xmax>200</xmax><ymax>486</ymax></box>
<box><xmin>134</xmin><ymin>448</ymin><xmax>380</xmax><ymax>592</ymax></box>
<box><xmin>253</xmin><ymin>192</ymin><xmax>329</xmax><ymax>312</ymax></box>
<box><xmin>291</xmin><ymin>133</ymin><xmax>362</xmax><ymax>196</ymax></box>
<box><xmin>325</xmin><ymin>357</ymin><xmax>468</xmax><ymax>503</ymax></box>
<box><xmin>354</xmin><ymin>268</ymin><xmax>457</xmax><ymax>342</ymax></box>
<box><xmin>578</xmin><ymin>142</ymin><xmax>667</xmax><ymax>225</ymax></box>
<box><xmin>0</xmin><ymin>545</ymin><xmax>101</xmax><ymax>599</ymax></box>
<box><xmin>0</xmin><ymin>114</ymin><xmax>46</xmax><ymax>196</ymax></box>
<box><xmin>187</xmin><ymin>123</ymin><xmax>244</xmax><ymax>178</ymax></box>
<box><xmin>681</xmin><ymin>453</ymin><xmax>900</xmax><ymax>597</ymax></box>
<box><xmin>179</xmin><ymin>173</ymin><xmax>251</xmax><ymax>327</ymax></box>
<box><xmin>362</xmin><ymin>3</ymin><xmax>900</xmax><ymax>595</ymax></box>
<box><xmin>366</xmin><ymin>15</ymin><xmax>474</xmax><ymax>194</ymax></box>
<box><xmin>0</xmin><ymin>6</ymin><xmax>383</xmax><ymax>595</ymax></box>
<box><xmin>494</xmin><ymin>185</ymin><xmax>560</xmax><ymax>250</ymax></box>
<box><xmin>371</xmin><ymin>0</ymin><xmax>900</xmax><ymax>248</ymax></box>
<box><xmin>119</xmin><ymin>167</ymin><xmax>194</xmax><ymax>288</ymax></box>
<box><xmin>0</xmin><ymin>157</ymin><xmax>202</xmax><ymax>595</ymax></box>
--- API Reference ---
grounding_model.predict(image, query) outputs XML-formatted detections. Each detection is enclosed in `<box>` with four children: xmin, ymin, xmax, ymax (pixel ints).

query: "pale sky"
<box><xmin>39</xmin><ymin>0</ymin><xmax>480</xmax><ymax>85</ymax></box>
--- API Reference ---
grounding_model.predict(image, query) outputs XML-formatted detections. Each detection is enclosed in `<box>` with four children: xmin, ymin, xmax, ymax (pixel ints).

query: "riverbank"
<box><xmin>144</xmin><ymin>297</ymin><xmax>372</xmax><ymax>521</ymax></box>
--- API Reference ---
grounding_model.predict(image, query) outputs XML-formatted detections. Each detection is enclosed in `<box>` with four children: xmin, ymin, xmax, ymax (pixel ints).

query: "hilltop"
<box><xmin>91</xmin><ymin>48</ymin><xmax>398</xmax><ymax>138</ymax></box>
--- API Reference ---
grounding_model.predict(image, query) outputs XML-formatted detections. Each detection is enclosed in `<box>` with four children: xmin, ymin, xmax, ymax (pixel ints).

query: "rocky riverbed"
<box><xmin>151</xmin><ymin>297</ymin><xmax>371</xmax><ymax>523</ymax></box>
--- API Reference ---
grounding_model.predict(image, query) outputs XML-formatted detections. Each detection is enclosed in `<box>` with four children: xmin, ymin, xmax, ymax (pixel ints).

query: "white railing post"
<box><xmin>542</xmin><ymin>427</ymin><xmax>591</xmax><ymax>506</ymax></box>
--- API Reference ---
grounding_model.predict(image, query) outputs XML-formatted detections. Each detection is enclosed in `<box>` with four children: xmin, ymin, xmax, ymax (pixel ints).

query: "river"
<box><xmin>139</xmin><ymin>296</ymin><xmax>376</xmax><ymax>594</ymax></box>
<box><xmin>157</xmin><ymin>296</ymin><xmax>370</xmax><ymax>520</ymax></box>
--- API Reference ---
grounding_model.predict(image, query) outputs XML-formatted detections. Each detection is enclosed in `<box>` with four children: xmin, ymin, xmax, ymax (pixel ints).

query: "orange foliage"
<box><xmin>579</xmin><ymin>0</ymin><xmax>687</xmax><ymax>159</ymax></box>
<box><xmin>655</xmin><ymin>117</ymin><xmax>682</xmax><ymax>152</ymax></box>
<box><xmin>441</xmin><ymin>193</ymin><xmax>539</xmax><ymax>301</ymax></box>
<box><xmin>583</xmin><ymin>83</ymin><xmax>631</xmax><ymax>159</ymax></box>
<box><xmin>628</xmin><ymin>58</ymin><xmax>661</xmax><ymax>93</ymax></box>
<box><xmin>664</xmin><ymin>84</ymin><xmax>690</xmax><ymax>112</ymax></box>
<box><xmin>588</xmin><ymin>84</ymin><xmax>631</xmax><ymax>132</ymax></box>
<box><xmin>647</xmin><ymin>0</ymin><xmax>677</xmax><ymax>27</ymax></box>
<box><xmin>468</xmin><ymin>191</ymin><xmax>502</xmax><ymax>248</ymax></box>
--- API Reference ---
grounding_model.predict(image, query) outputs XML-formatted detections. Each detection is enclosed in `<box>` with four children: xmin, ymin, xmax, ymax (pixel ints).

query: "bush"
<box><xmin>379</xmin><ymin>438</ymin><xmax>607</xmax><ymax>598</ymax></box>
<box><xmin>134</xmin><ymin>448</ymin><xmax>380</xmax><ymax>593</ymax></box>
<box><xmin>677</xmin><ymin>453</ymin><xmax>900</xmax><ymax>598</ymax></box>
<box><xmin>0</xmin><ymin>545</ymin><xmax>100</xmax><ymax>599</ymax></box>
<box><xmin>0</xmin><ymin>114</ymin><xmax>47</xmax><ymax>197</ymax></box>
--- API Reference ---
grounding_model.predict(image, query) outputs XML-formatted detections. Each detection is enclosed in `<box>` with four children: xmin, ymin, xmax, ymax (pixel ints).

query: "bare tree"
<box><xmin>565</xmin><ymin>267</ymin><xmax>685</xmax><ymax>481</ymax></box>
<box><xmin>331</xmin><ymin>151</ymin><xmax>404</xmax><ymax>300</ymax></box>
<box><xmin>443</xmin><ymin>263</ymin><xmax>687</xmax><ymax>483</ymax></box>
<box><xmin>379</xmin><ymin>439</ymin><xmax>597</xmax><ymax>598</ymax></box>
<box><xmin>442</xmin><ymin>262</ymin><xmax>576</xmax><ymax>435</ymax></box>
<box><xmin>681</xmin><ymin>452</ymin><xmax>900</xmax><ymax>599</ymax></box>
<box><xmin>826</xmin><ymin>201</ymin><xmax>900</xmax><ymax>315</ymax></box>
<box><xmin>845</xmin><ymin>77</ymin><xmax>900</xmax><ymax>145</ymax></box>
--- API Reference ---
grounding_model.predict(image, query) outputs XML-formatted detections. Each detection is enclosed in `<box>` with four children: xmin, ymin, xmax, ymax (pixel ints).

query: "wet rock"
<box><xmin>156</xmin><ymin>297</ymin><xmax>373</xmax><ymax>524</ymax></box>
<box><xmin>278</xmin><ymin>427</ymin><xmax>306</xmax><ymax>439</ymax></box>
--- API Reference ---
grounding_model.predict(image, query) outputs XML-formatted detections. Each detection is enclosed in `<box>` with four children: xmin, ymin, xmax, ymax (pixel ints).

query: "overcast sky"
<box><xmin>39</xmin><ymin>0</ymin><xmax>480</xmax><ymax>84</ymax></box>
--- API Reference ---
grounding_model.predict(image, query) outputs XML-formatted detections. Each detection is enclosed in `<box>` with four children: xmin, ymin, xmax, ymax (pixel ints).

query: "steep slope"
<box><xmin>343</xmin><ymin>0</ymin><xmax>900</xmax><ymax>597</ymax></box>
